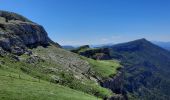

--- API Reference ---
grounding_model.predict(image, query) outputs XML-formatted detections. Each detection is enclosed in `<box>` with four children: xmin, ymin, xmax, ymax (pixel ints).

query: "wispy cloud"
<box><xmin>57</xmin><ymin>33</ymin><xmax>170</xmax><ymax>45</ymax></box>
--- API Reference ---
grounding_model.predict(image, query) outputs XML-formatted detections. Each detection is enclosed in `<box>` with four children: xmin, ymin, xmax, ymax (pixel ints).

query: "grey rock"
<box><xmin>24</xmin><ymin>50</ymin><xmax>32</xmax><ymax>56</ymax></box>
<box><xmin>101</xmin><ymin>71</ymin><xmax>124</xmax><ymax>93</ymax></box>
<box><xmin>101</xmin><ymin>69</ymin><xmax>127</xmax><ymax>100</ymax></box>
<box><xmin>11</xmin><ymin>46</ymin><xmax>25</xmax><ymax>55</ymax></box>
<box><xmin>26</xmin><ymin>55</ymin><xmax>44</xmax><ymax>64</ymax></box>
<box><xmin>0</xmin><ymin>47</ymin><xmax>7</xmax><ymax>56</ymax></box>
<box><xmin>9</xmin><ymin>55</ymin><xmax>20</xmax><ymax>62</ymax></box>
<box><xmin>0</xmin><ymin>60</ymin><xmax>5</xmax><ymax>65</ymax></box>
<box><xmin>51</xmin><ymin>75</ymin><xmax>61</xmax><ymax>83</ymax></box>
<box><xmin>0</xmin><ymin>10</ymin><xmax>31</xmax><ymax>22</ymax></box>
<box><xmin>0</xmin><ymin>10</ymin><xmax>60</xmax><ymax>55</ymax></box>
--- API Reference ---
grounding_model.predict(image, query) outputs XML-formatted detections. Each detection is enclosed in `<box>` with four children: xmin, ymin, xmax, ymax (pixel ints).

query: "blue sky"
<box><xmin>0</xmin><ymin>0</ymin><xmax>170</xmax><ymax>45</ymax></box>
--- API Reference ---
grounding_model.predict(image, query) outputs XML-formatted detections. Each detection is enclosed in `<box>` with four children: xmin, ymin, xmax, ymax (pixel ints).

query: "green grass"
<box><xmin>30</xmin><ymin>45</ymin><xmax>113</xmax><ymax>98</ymax></box>
<box><xmin>0</xmin><ymin>46</ymin><xmax>113</xmax><ymax>99</ymax></box>
<box><xmin>81</xmin><ymin>56</ymin><xmax>121</xmax><ymax>79</ymax></box>
<box><xmin>70</xmin><ymin>45</ymin><xmax>122</xmax><ymax>79</ymax></box>
<box><xmin>0</xmin><ymin>69</ymin><xmax>99</xmax><ymax>100</ymax></box>
<box><xmin>56</xmin><ymin>71</ymin><xmax>112</xmax><ymax>98</ymax></box>
<box><xmin>0</xmin><ymin>55</ymin><xmax>100</xmax><ymax>100</ymax></box>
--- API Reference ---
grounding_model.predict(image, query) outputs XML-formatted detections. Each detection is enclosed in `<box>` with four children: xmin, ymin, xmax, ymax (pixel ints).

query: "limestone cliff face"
<box><xmin>0</xmin><ymin>11</ymin><xmax>59</xmax><ymax>55</ymax></box>
<box><xmin>101</xmin><ymin>71</ymin><xmax>124</xmax><ymax>93</ymax></box>
<box><xmin>100</xmin><ymin>69</ymin><xmax>127</xmax><ymax>100</ymax></box>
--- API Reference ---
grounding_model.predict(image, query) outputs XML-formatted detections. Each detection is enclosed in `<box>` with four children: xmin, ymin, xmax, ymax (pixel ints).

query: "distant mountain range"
<box><xmin>62</xmin><ymin>41</ymin><xmax>170</xmax><ymax>51</ymax></box>
<box><xmin>62</xmin><ymin>45</ymin><xmax>75</xmax><ymax>50</ymax></box>
<box><xmin>152</xmin><ymin>41</ymin><xmax>170</xmax><ymax>51</ymax></box>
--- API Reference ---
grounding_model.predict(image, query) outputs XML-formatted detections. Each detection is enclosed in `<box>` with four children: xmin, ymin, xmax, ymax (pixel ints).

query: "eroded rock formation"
<box><xmin>0</xmin><ymin>11</ymin><xmax>59</xmax><ymax>55</ymax></box>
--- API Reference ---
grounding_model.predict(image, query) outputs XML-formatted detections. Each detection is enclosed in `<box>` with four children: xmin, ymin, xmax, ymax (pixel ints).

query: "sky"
<box><xmin>0</xmin><ymin>0</ymin><xmax>170</xmax><ymax>45</ymax></box>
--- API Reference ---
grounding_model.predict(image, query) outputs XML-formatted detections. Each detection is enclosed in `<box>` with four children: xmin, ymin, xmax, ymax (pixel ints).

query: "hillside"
<box><xmin>2</xmin><ymin>10</ymin><xmax>169</xmax><ymax>100</ymax></box>
<box><xmin>74</xmin><ymin>38</ymin><xmax>170</xmax><ymax>100</ymax></box>
<box><xmin>0</xmin><ymin>63</ymin><xmax>98</xmax><ymax>100</ymax></box>
<box><xmin>108</xmin><ymin>39</ymin><xmax>170</xmax><ymax>100</ymax></box>
<box><xmin>0</xmin><ymin>11</ymin><xmax>123</xmax><ymax>100</ymax></box>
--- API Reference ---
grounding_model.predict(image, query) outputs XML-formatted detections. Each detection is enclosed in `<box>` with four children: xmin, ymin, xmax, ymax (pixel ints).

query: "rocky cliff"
<box><xmin>0</xmin><ymin>11</ymin><xmax>60</xmax><ymax>55</ymax></box>
<box><xmin>71</xmin><ymin>45</ymin><xmax>111</xmax><ymax>60</ymax></box>
<box><xmin>0</xmin><ymin>11</ymin><xmax>118</xmax><ymax>99</ymax></box>
<box><xmin>100</xmin><ymin>69</ymin><xmax>127</xmax><ymax>100</ymax></box>
<box><xmin>71</xmin><ymin>39</ymin><xmax>170</xmax><ymax>100</ymax></box>
<box><xmin>71</xmin><ymin>46</ymin><xmax>127</xmax><ymax>100</ymax></box>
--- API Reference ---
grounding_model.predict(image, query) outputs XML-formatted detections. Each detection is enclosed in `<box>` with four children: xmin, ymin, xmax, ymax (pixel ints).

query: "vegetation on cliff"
<box><xmin>73</xmin><ymin>39</ymin><xmax>170</xmax><ymax>100</ymax></box>
<box><xmin>108</xmin><ymin>39</ymin><xmax>170</xmax><ymax>100</ymax></box>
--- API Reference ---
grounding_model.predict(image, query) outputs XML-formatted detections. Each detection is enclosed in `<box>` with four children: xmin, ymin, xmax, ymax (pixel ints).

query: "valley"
<box><xmin>0</xmin><ymin>10</ymin><xmax>170</xmax><ymax>100</ymax></box>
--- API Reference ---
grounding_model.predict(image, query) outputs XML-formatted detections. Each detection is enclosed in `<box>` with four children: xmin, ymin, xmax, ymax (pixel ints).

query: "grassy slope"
<box><xmin>30</xmin><ymin>45</ymin><xmax>113</xmax><ymax>98</ymax></box>
<box><xmin>0</xmin><ymin>58</ymin><xmax>99</xmax><ymax>100</ymax></box>
<box><xmin>0</xmin><ymin>45</ymin><xmax>121</xmax><ymax>99</ymax></box>
<box><xmin>70</xmin><ymin>45</ymin><xmax>122</xmax><ymax>79</ymax></box>
<box><xmin>81</xmin><ymin>56</ymin><xmax>121</xmax><ymax>79</ymax></box>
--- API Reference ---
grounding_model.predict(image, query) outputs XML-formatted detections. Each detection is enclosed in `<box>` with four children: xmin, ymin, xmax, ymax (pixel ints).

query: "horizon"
<box><xmin>0</xmin><ymin>0</ymin><xmax>170</xmax><ymax>45</ymax></box>
<box><xmin>62</xmin><ymin>38</ymin><xmax>170</xmax><ymax>47</ymax></box>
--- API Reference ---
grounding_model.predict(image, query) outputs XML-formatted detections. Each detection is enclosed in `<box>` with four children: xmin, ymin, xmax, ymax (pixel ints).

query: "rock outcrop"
<box><xmin>71</xmin><ymin>45</ymin><xmax>111</xmax><ymax>60</ymax></box>
<box><xmin>0</xmin><ymin>11</ymin><xmax>60</xmax><ymax>55</ymax></box>
<box><xmin>101</xmin><ymin>71</ymin><xmax>124</xmax><ymax>94</ymax></box>
<box><xmin>0</xmin><ymin>10</ymin><xmax>124</xmax><ymax>99</ymax></box>
<box><xmin>100</xmin><ymin>69</ymin><xmax>127</xmax><ymax>100</ymax></box>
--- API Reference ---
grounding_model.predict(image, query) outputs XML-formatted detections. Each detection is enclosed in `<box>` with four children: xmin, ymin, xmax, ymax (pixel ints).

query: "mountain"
<box><xmin>0</xmin><ymin>11</ymin><xmax>123</xmax><ymax>100</ymax></box>
<box><xmin>62</xmin><ymin>45</ymin><xmax>75</xmax><ymax>50</ymax></box>
<box><xmin>2</xmin><ymin>10</ymin><xmax>169</xmax><ymax>100</ymax></box>
<box><xmin>90</xmin><ymin>43</ymin><xmax>114</xmax><ymax>48</ymax></box>
<box><xmin>73</xmin><ymin>38</ymin><xmax>170</xmax><ymax>100</ymax></box>
<box><xmin>108</xmin><ymin>38</ymin><xmax>170</xmax><ymax>100</ymax></box>
<box><xmin>0</xmin><ymin>10</ymin><xmax>61</xmax><ymax>55</ymax></box>
<box><xmin>152</xmin><ymin>41</ymin><xmax>170</xmax><ymax>51</ymax></box>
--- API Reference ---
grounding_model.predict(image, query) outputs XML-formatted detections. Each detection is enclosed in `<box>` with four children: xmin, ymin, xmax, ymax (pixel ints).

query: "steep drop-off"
<box><xmin>0</xmin><ymin>11</ymin><xmax>122</xmax><ymax>100</ymax></box>
<box><xmin>73</xmin><ymin>39</ymin><xmax>170</xmax><ymax>100</ymax></box>
<box><xmin>108</xmin><ymin>39</ymin><xmax>170</xmax><ymax>100</ymax></box>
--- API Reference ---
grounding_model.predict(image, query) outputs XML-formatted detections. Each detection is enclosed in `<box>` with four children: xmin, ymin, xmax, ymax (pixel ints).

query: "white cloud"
<box><xmin>101</xmin><ymin>38</ymin><xmax>109</xmax><ymax>42</ymax></box>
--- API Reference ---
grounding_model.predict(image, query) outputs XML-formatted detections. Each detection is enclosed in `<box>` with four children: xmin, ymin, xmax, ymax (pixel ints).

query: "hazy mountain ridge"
<box><xmin>62</xmin><ymin>45</ymin><xmax>75</xmax><ymax>50</ymax></box>
<box><xmin>153</xmin><ymin>41</ymin><xmax>170</xmax><ymax>51</ymax></box>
